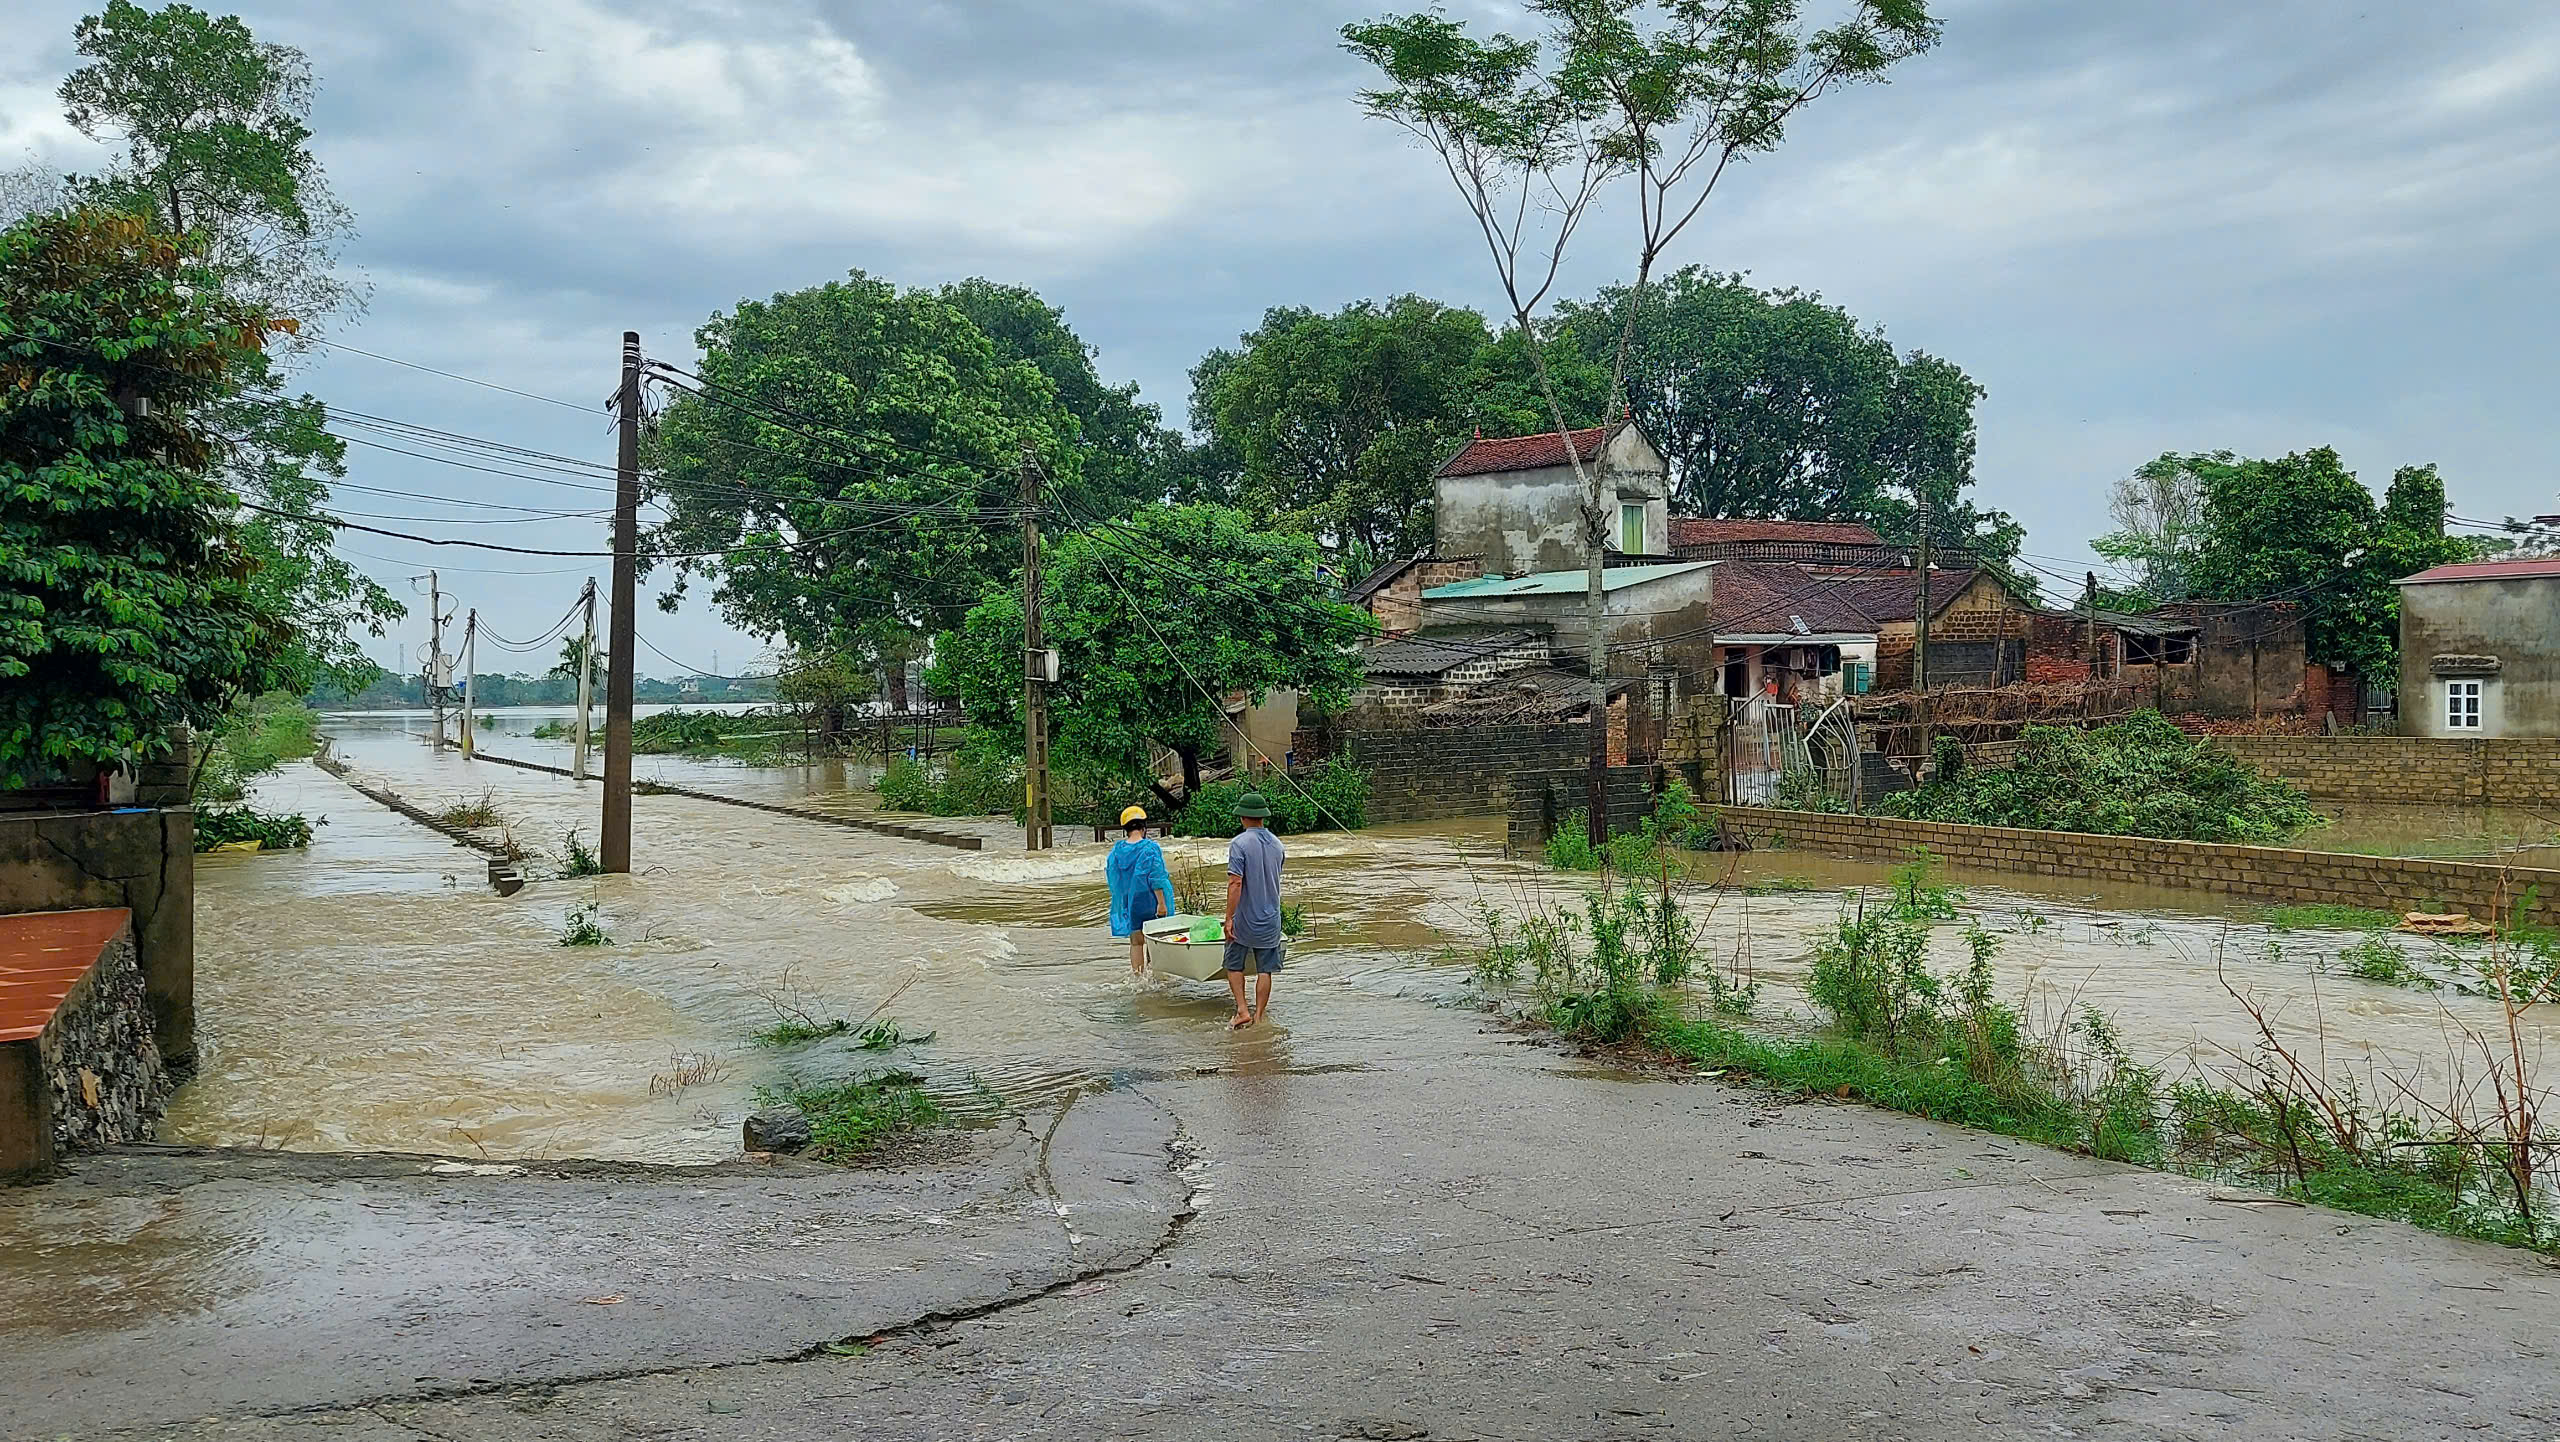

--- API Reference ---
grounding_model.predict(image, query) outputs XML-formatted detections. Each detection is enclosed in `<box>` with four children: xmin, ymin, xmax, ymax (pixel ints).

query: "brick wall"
<box><xmin>1716</xmin><ymin>806</ymin><xmax>2560</xmax><ymax>926</ymax></box>
<box><xmin>1340</xmin><ymin>723</ymin><xmax>1592</xmax><ymax>823</ymax></box>
<box><xmin>1507</xmin><ymin>764</ymin><xmax>1665</xmax><ymax>853</ymax></box>
<box><xmin>2210</xmin><ymin>736</ymin><xmax>2560</xmax><ymax>806</ymax></box>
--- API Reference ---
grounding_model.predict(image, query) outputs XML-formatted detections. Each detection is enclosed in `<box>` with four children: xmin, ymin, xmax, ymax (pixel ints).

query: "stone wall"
<box><xmin>0</xmin><ymin>809</ymin><xmax>194</xmax><ymax>1067</ymax></box>
<box><xmin>39</xmin><ymin>922</ymin><xmax>167</xmax><ymax>1151</ymax></box>
<box><xmin>2209</xmin><ymin>735</ymin><xmax>2560</xmax><ymax>806</ymax></box>
<box><xmin>1716</xmin><ymin>806</ymin><xmax>2560</xmax><ymax>926</ymax></box>
<box><xmin>1339</xmin><ymin>724</ymin><xmax>1593</xmax><ymax>824</ymax></box>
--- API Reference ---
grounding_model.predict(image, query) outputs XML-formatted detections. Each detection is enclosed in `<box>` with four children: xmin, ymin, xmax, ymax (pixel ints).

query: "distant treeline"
<box><xmin>308</xmin><ymin>668</ymin><xmax>779</xmax><ymax>710</ymax></box>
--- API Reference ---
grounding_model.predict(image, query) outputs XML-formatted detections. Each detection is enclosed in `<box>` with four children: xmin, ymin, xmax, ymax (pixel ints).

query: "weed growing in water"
<box><xmin>648</xmin><ymin>1052</ymin><xmax>731</xmax><ymax>1098</ymax></box>
<box><xmin>765</xmin><ymin>1072</ymin><xmax>945</xmax><ymax>1161</ymax></box>
<box><xmin>754</xmin><ymin>1017</ymin><xmax>851</xmax><ymax>1047</ymax></box>
<box><xmin>2260</xmin><ymin>903</ymin><xmax>2398</xmax><ymax>933</ymax></box>
<box><xmin>2334</xmin><ymin>935</ymin><xmax>2437</xmax><ymax>989</ymax></box>
<box><xmin>856</xmin><ymin>1018</ymin><xmax>934</xmax><ymax>1050</ymax></box>
<box><xmin>1280</xmin><ymin>901</ymin><xmax>1309</xmax><ymax>939</ymax></box>
<box><xmin>436</xmin><ymin>789</ymin><xmax>506</xmax><ymax>829</ymax></box>
<box><xmin>560</xmin><ymin>900</ymin><xmax>610</xmax><ymax>947</ymax></box>
<box><xmin>1743</xmin><ymin>875</ymin><xmax>1816</xmax><ymax>896</ymax></box>
<box><xmin>560</xmin><ymin>827</ymin><xmax>603</xmax><ymax>877</ymax></box>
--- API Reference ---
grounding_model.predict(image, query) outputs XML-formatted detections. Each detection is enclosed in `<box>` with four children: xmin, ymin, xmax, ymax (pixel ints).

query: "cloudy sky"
<box><xmin>6</xmin><ymin>0</ymin><xmax>2557</xmax><ymax>677</ymax></box>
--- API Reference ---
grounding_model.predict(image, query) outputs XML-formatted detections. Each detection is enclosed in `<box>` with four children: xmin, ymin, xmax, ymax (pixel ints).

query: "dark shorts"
<box><xmin>1223</xmin><ymin>941</ymin><xmax>1284</xmax><ymax>974</ymax></box>
<box><xmin>1127</xmin><ymin>891</ymin><xmax>1160</xmax><ymax>932</ymax></box>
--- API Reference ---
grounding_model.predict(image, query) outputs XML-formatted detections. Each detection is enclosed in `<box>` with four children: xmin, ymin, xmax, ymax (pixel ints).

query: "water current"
<box><xmin>166</xmin><ymin>708</ymin><xmax>2560</xmax><ymax>1163</ymax></box>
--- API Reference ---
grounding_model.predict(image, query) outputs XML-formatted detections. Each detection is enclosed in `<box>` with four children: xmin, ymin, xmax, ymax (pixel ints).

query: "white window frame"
<box><xmin>1619</xmin><ymin>501</ymin><xmax>1646</xmax><ymax>555</ymax></box>
<box><xmin>2445</xmin><ymin>678</ymin><xmax>2483</xmax><ymax>731</ymax></box>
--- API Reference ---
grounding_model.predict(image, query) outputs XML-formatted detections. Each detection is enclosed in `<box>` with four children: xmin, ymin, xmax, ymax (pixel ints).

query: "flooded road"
<box><xmin>169</xmin><ymin>711</ymin><xmax>2560</xmax><ymax>1163</ymax></box>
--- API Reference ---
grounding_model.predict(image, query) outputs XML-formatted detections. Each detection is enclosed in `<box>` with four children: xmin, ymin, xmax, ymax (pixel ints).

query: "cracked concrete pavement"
<box><xmin>19</xmin><ymin>1039</ymin><xmax>2560</xmax><ymax>1440</ymax></box>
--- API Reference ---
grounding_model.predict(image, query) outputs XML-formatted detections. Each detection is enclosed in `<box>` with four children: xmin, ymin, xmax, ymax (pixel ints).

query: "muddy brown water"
<box><xmin>167</xmin><ymin>713</ymin><xmax>2560</xmax><ymax>1163</ymax></box>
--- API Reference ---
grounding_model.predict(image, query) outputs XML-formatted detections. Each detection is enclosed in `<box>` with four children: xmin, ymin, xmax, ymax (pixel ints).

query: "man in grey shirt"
<box><xmin>1222</xmin><ymin>791</ymin><xmax>1286</xmax><ymax>1028</ymax></box>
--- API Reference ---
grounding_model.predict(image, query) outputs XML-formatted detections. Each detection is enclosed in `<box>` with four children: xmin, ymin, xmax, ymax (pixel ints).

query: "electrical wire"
<box><xmin>306</xmin><ymin>335</ymin><xmax>600</xmax><ymax>413</ymax></box>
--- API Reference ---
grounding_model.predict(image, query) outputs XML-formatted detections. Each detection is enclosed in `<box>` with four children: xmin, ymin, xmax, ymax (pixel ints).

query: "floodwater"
<box><xmin>167</xmin><ymin>711</ymin><xmax>2560</xmax><ymax>1164</ymax></box>
<box><xmin>2310</xmin><ymin>802</ymin><xmax>2560</xmax><ymax>866</ymax></box>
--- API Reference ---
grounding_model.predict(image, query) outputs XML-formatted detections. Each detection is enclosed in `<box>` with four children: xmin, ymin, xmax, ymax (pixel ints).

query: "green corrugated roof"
<box><xmin>1423</xmin><ymin>562</ymin><xmax>1711</xmax><ymax>599</ymax></box>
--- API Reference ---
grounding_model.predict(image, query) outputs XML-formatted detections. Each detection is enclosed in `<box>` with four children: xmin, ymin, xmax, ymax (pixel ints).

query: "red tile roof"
<box><xmin>1670</xmin><ymin>517</ymin><xmax>1886</xmax><ymax>549</ymax></box>
<box><xmin>1708</xmin><ymin>560</ymin><xmax>1982</xmax><ymax>634</ymax></box>
<box><xmin>2397</xmin><ymin>559</ymin><xmax>2560</xmax><ymax>585</ymax></box>
<box><xmin>1436</xmin><ymin>425</ymin><xmax>1617</xmax><ymax>478</ymax></box>
<box><xmin>0</xmin><ymin>908</ymin><xmax>131</xmax><ymax>1042</ymax></box>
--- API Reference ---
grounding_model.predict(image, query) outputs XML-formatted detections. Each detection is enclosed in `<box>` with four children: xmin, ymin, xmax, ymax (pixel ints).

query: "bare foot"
<box><xmin>1229</xmin><ymin>1010</ymin><xmax>1254</xmax><ymax>1029</ymax></box>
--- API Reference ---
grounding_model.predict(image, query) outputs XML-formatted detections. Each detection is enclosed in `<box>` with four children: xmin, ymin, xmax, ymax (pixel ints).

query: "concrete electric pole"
<box><xmin>459</xmin><ymin>610</ymin><xmax>478</xmax><ymax>759</ymax></box>
<box><xmin>573</xmin><ymin>577</ymin><xmax>597</xmax><ymax>783</ymax></box>
<box><xmin>1020</xmin><ymin>444</ymin><xmax>1053</xmax><ymax>852</ymax></box>
<box><xmin>603</xmin><ymin>332</ymin><xmax>641</xmax><ymax>874</ymax></box>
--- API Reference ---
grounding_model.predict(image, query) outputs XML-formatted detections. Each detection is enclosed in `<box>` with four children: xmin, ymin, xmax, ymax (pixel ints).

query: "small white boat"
<box><xmin>1141</xmin><ymin>914</ymin><xmax>1227</xmax><ymax>981</ymax></box>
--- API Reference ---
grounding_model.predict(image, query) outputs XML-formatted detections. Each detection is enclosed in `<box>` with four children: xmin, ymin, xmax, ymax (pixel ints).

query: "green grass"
<box><xmin>856</xmin><ymin>1018</ymin><xmax>932</xmax><ymax>1050</ymax></box>
<box><xmin>1742</xmin><ymin>875</ymin><xmax>1817</xmax><ymax>896</ymax></box>
<box><xmin>197</xmin><ymin>694</ymin><xmax>322</xmax><ymax>803</ymax></box>
<box><xmin>1653</xmin><ymin>1016</ymin><xmax>2156</xmax><ymax>1163</ymax></box>
<box><xmin>764</xmin><ymin>1072</ymin><xmax>946</xmax><ymax>1161</ymax></box>
<box><xmin>194</xmin><ymin>807</ymin><xmax>317</xmax><ymax>851</ymax></box>
<box><xmin>436</xmin><ymin>790</ymin><xmax>506</xmax><ymax>829</ymax></box>
<box><xmin>559</xmin><ymin>827</ymin><xmax>602</xmax><ymax>877</ymax></box>
<box><xmin>2260</xmin><ymin>903</ymin><xmax>2399</xmax><ymax>932</ymax></box>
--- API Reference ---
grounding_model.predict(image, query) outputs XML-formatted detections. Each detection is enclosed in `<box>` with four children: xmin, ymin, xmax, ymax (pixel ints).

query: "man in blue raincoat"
<box><xmin>1106</xmin><ymin>804</ymin><xmax>1173</xmax><ymax>974</ymax></box>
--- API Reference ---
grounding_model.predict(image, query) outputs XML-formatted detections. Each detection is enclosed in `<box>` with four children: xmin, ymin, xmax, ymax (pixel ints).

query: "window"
<box><xmin>1843</xmin><ymin>660</ymin><xmax>1871</xmax><ymax>695</ymax></box>
<box><xmin>2446</xmin><ymin>679</ymin><xmax>2483</xmax><ymax>731</ymax></box>
<box><xmin>1620</xmin><ymin>502</ymin><xmax>1645</xmax><ymax>555</ymax></box>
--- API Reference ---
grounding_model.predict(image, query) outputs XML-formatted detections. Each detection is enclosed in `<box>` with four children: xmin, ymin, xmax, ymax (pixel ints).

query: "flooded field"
<box><xmin>2310</xmin><ymin>802</ymin><xmax>2560</xmax><ymax>865</ymax></box>
<box><xmin>169</xmin><ymin>713</ymin><xmax>2560</xmax><ymax>1164</ymax></box>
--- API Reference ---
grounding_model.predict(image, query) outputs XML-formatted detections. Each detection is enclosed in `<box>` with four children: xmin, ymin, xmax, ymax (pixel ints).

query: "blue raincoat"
<box><xmin>1105</xmin><ymin>837</ymin><xmax>1173</xmax><ymax>938</ymax></box>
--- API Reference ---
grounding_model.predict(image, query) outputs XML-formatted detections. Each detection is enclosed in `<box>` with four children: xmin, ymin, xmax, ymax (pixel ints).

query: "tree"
<box><xmin>937</xmin><ymin>278</ymin><xmax>1179</xmax><ymax>518</ymax></box>
<box><xmin>644</xmin><ymin>270</ymin><xmax>1080</xmax><ymax>696</ymax></box>
<box><xmin>1344</xmin><ymin>0</ymin><xmax>1937</xmax><ymax>842</ymax></box>
<box><xmin>2092</xmin><ymin>452</ymin><xmax>2219</xmax><ymax>607</ymax></box>
<box><xmin>1192</xmin><ymin>296</ymin><xmax>1604</xmax><ymax>566</ymax></box>
<box><xmin>53</xmin><ymin>0</ymin><xmax>396</xmax><ymax>692</ymax></box>
<box><xmin>550</xmin><ymin>636</ymin><xmax>602</xmax><ymax>681</ymax></box>
<box><xmin>1550</xmin><ymin>269</ymin><xmax>2009</xmax><ymax>563</ymax></box>
<box><xmin>2185</xmin><ymin>449</ymin><xmax>2480</xmax><ymax>680</ymax></box>
<box><xmin>0</xmin><ymin>208</ymin><xmax>292</xmax><ymax>786</ymax></box>
<box><xmin>932</xmin><ymin>505</ymin><xmax>1373</xmax><ymax>812</ymax></box>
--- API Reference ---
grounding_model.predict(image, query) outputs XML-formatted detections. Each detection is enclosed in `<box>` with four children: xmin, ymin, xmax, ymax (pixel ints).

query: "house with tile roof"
<box><xmin>1431</xmin><ymin>422</ymin><xmax>1671</xmax><ymax>578</ymax></box>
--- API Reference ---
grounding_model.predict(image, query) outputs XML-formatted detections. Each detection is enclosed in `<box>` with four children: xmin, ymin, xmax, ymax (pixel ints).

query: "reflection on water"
<box><xmin>169</xmin><ymin>713</ymin><xmax>2560</xmax><ymax>1164</ymax></box>
<box><xmin>2311</xmin><ymin>802</ymin><xmax>2560</xmax><ymax>865</ymax></box>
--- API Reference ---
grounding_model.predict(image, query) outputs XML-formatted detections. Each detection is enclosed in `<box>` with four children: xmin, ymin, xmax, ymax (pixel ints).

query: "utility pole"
<box><xmin>1583</xmin><ymin>434</ymin><xmax>1611</xmax><ymax>852</ymax></box>
<box><xmin>459</xmin><ymin>610</ymin><xmax>478</xmax><ymax>759</ymax></box>
<box><xmin>2083</xmin><ymin>570</ymin><xmax>2101</xmax><ymax>717</ymax></box>
<box><xmin>1020</xmin><ymin>444</ymin><xmax>1053</xmax><ymax>852</ymax></box>
<box><xmin>603</xmin><ymin>332</ymin><xmax>642</xmax><ymax>874</ymax></box>
<box><xmin>1913</xmin><ymin>489</ymin><xmax>1933</xmax><ymax>765</ymax></box>
<box><xmin>573</xmin><ymin>577</ymin><xmax>597</xmax><ymax>782</ymax></box>
<box><xmin>423</xmin><ymin>569</ymin><xmax>448</xmax><ymax>749</ymax></box>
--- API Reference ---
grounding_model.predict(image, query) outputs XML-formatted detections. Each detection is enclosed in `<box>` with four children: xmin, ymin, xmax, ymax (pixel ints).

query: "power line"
<box><xmin>307</xmin><ymin>335</ymin><xmax>600</xmax><ymax>413</ymax></box>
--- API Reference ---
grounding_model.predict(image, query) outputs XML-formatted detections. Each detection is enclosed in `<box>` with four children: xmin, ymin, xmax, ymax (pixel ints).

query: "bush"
<box><xmin>1872</xmin><ymin>709</ymin><xmax>2324</xmax><ymax>844</ymax></box>
<box><xmin>875</xmin><ymin>746</ymin><xmax>1023</xmax><ymax>817</ymax></box>
<box><xmin>197</xmin><ymin>695</ymin><xmax>321</xmax><ymax>804</ymax></box>
<box><xmin>195</xmin><ymin>807</ymin><xmax>315</xmax><ymax>851</ymax></box>
<box><xmin>1543</xmin><ymin>778</ymin><xmax>1712</xmax><ymax>873</ymax></box>
<box><xmin>1170</xmin><ymin>760</ymin><xmax>1369</xmax><ymax>836</ymax></box>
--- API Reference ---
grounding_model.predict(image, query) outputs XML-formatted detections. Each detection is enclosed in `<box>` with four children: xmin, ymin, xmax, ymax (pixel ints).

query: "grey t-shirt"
<box><xmin>1227</xmin><ymin>826</ymin><xmax>1286</xmax><ymax>947</ymax></box>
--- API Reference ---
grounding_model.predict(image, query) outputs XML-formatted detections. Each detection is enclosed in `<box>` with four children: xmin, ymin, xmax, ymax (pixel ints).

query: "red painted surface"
<box><xmin>2398</xmin><ymin>558</ymin><xmax>2560</xmax><ymax>585</ymax></box>
<box><xmin>0</xmin><ymin>908</ymin><xmax>130</xmax><ymax>1043</ymax></box>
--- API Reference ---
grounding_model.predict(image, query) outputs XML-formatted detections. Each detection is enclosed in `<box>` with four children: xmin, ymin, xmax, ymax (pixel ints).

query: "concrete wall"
<box><xmin>1340</xmin><ymin>723</ymin><xmax>1593</xmax><ymax>823</ymax></box>
<box><xmin>1507</xmin><ymin>764</ymin><xmax>1668</xmax><ymax>854</ymax></box>
<box><xmin>2211</xmin><ymin>735</ymin><xmax>2560</xmax><ymax>806</ymax></box>
<box><xmin>1435</xmin><ymin>428</ymin><xmax>1669</xmax><ymax>577</ymax></box>
<box><xmin>1421</xmin><ymin>566</ymin><xmax>1717</xmax><ymax>679</ymax></box>
<box><xmin>2398</xmin><ymin>574</ymin><xmax>2560</xmax><ymax>739</ymax></box>
<box><xmin>0</xmin><ymin>811</ymin><xmax>194</xmax><ymax>1067</ymax></box>
<box><xmin>1717</xmin><ymin>806</ymin><xmax>2560</xmax><ymax>926</ymax></box>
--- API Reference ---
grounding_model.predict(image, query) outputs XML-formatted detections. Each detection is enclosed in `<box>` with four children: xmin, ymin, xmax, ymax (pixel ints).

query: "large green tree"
<box><xmin>644</xmin><ymin>271</ymin><xmax>1080</xmax><ymax>700</ymax></box>
<box><xmin>53</xmin><ymin>0</ymin><xmax>396</xmax><ymax>691</ymax></box>
<box><xmin>1550</xmin><ymin>269</ymin><xmax>2012</xmax><ymax>565</ymax></box>
<box><xmin>0</xmin><ymin>208</ymin><xmax>291</xmax><ymax>786</ymax></box>
<box><xmin>2184</xmin><ymin>448</ymin><xmax>2478</xmax><ymax>679</ymax></box>
<box><xmin>932</xmin><ymin>505</ymin><xmax>1373</xmax><ymax>811</ymax></box>
<box><xmin>1191</xmin><ymin>296</ymin><xmax>1604</xmax><ymax>565</ymax></box>
<box><xmin>938</xmin><ymin>278</ymin><xmax>1180</xmax><ymax>517</ymax></box>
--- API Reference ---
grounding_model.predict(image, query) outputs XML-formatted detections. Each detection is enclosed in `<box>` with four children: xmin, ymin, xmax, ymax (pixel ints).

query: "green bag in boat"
<box><xmin>1187</xmin><ymin>917</ymin><xmax>1223</xmax><ymax>944</ymax></box>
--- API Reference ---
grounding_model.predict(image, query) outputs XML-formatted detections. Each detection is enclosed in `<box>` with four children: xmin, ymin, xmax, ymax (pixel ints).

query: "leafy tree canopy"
<box><xmin>931</xmin><ymin>505</ymin><xmax>1373</xmax><ymax>811</ymax></box>
<box><xmin>937</xmin><ymin>278</ymin><xmax>1181</xmax><ymax>517</ymax></box>
<box><xmin>0</xmin><ymin>208</ymin><xmax>291</xmax><ymax>785</ymax></box>
<box><xmin>2181</xmin><ymin>448</ymin><xmax>2480</xmax><ymax>678</ymax></box>
<box><xmin>49</xmin><ymin>0</ymin><xmax>395</xmax><ymax>692</ymax></box>
<box><xmin>1190</xmin><ymin>295</ymin><xmax>1604</xmax><ymax>568</ymax></box>
<box><xmin>644</xmin><ymin>269</ymin><xmax>1084</xmax><ymax>681</ymax></box>
<box><xmin>1551</xmin><ymin>268</ymin><xmax>2017</xmax><ymax>570</ymax></box>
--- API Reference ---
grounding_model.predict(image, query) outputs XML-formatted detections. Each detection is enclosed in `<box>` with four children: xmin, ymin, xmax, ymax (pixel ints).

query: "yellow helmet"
<box><xmin>1118</xmin><ymin>805</ymin><xmax>1149</xmax><ymax>827</ymax></box>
